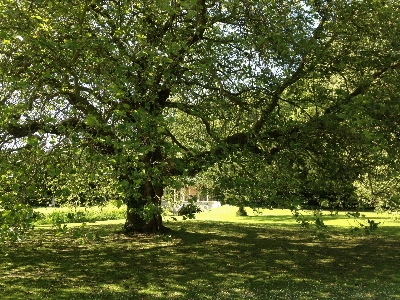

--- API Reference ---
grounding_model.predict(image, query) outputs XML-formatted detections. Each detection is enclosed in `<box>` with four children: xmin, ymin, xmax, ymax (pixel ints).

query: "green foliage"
<box><xmin>178</xmin><ymin>198</ymin><xmax>202</xmax><ymax>220</ymax></box>
<box><xmin>143</xmin><ymin>203</ymin><xmax>164</xmax><ymax>223</ymax></box>
<box><xmin>347</xmin><ymin>211</ymin><xmax>382</xmax><ymax>234</ymax></box>
<box><xmin>1</xmin><ymin>0</ymin><xmax>400</xmax><ymax>234</ymax></box>
<box><xmin>0</xmin><ymin>203</ymin><xmax>35</xmax><ymax>245</ymax></box>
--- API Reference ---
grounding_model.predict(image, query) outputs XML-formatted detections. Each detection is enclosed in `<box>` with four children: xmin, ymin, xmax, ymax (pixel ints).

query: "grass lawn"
<box><xmin>1</xmin><ymin>205</ymin><xmax>400</xmax><ymax>299</ymax></box>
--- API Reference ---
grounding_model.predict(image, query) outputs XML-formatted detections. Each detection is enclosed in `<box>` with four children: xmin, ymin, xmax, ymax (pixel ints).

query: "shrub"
<box><xmin>178</xmin><ymin>203</ymin><xmax>202</xmax><ymax>217</ymax></box>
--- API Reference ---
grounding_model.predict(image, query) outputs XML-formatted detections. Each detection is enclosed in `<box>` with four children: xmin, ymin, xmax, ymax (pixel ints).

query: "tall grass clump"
<box><xmin>33</xmin><ymin>203</ymin><xmax>126</xmax><ymax>225</ymax></box>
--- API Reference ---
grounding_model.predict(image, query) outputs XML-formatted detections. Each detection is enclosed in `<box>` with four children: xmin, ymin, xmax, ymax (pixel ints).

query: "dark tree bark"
<box><xmin>123</xmin><ymin>145</ymin><xmax>170</xmax><ymax>234</ymax></box>
<box><xmin>123</xmin><ymin>180</ymin><xmax>169</xmax><ymax>233</ymax></box>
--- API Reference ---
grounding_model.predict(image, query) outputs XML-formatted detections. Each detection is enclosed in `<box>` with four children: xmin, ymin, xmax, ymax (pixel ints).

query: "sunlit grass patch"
<box><xmin>189</xmin><ymin>205</ymin><xmax>400</xmax><ymax>232</ymax></box>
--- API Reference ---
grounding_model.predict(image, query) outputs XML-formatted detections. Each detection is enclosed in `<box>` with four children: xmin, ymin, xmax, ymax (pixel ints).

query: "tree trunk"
<box><xmin>123</xmin><ymin>180</ymin><xmax>169</xmax><ymax>234</ymax></box>
<box><xmin>236</xmin><ymin>205</ymin><xmax>248</xmax><ymax>216</ymax></box>
<box><xmin>122</xmin><ymin>137</ymin><xmax>168</xmax><ymax>234</ymax></box>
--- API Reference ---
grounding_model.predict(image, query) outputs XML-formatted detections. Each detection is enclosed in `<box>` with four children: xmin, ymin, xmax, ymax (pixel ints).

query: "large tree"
<box><xmin>1</xmin><ymin>0</ymin><xmax>399</xmax><ymax>235</ymax></box>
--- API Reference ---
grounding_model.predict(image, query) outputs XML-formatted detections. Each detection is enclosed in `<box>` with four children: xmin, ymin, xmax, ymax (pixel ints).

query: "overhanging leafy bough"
<box><xmin>0</xmin><ymin>0</ymin><xmax>399</xmax><ymax>237</ymax></box>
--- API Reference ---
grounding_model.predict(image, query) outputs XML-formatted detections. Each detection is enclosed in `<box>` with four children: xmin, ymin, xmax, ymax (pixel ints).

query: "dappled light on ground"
<box><xmin>1</xmin><ymin>209</ymin><xmax>400</xmax><ymax>299</ymax></box>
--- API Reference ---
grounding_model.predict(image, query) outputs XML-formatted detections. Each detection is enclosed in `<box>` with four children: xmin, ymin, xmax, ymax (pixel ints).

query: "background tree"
<box><xmin>1</xmin><ymin>0</ymin><xmax>399</xmax><ymax>238</ymax></box>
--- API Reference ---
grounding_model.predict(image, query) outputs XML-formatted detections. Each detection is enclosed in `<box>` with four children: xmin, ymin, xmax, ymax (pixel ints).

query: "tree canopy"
<box><xmin>1</xmin><ymin>0</ymin><xmax>399</xmax><ymax>238</ymax></box>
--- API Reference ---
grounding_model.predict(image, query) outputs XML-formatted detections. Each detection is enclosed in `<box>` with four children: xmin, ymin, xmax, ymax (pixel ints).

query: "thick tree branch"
<box><xmin>164</xmin><ymin>128</ymin><xmax>191</xmax><ymax>153</ymax></box>
<box><xmin>186</xmin><ymin>0</ymin><xmax>207</xmax><ymax>46</ymax></box>
<box><xmin>166</xmin><ymin>130</ymin><xmax>267</xmax><ymax>177</ymax></box>
<box><xmin>5</xmin><ymin>118</ymin><xmax>81</xmax><ymax>138</ymax></box>
<box><xmin>164</xmin><ymin>102</ymin><xmax>215</xmax><ymax>139</ymax></box>
<box><xmin>252</xmin><ymin>7</ymin><xmax>329</xmax><ymax>133</ymax></box>
<box><xmin>324</xmin><ymin>62</ymin><xmax>400</xmax><ymax>115</ymax></box>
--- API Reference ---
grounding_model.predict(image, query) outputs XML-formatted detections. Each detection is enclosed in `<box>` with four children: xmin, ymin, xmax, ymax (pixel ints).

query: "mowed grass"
<box><xmin>1</xmin><ymin>205</ymin><xmax>400</xmax><ymax>299</ymax></box>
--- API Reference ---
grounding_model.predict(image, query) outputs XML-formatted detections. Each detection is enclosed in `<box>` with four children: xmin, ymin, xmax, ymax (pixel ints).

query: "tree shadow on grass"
<box><xmin>1</xmin><ymin>222</ymin><xmax>400</xmax><ymax>299</ymax></box>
